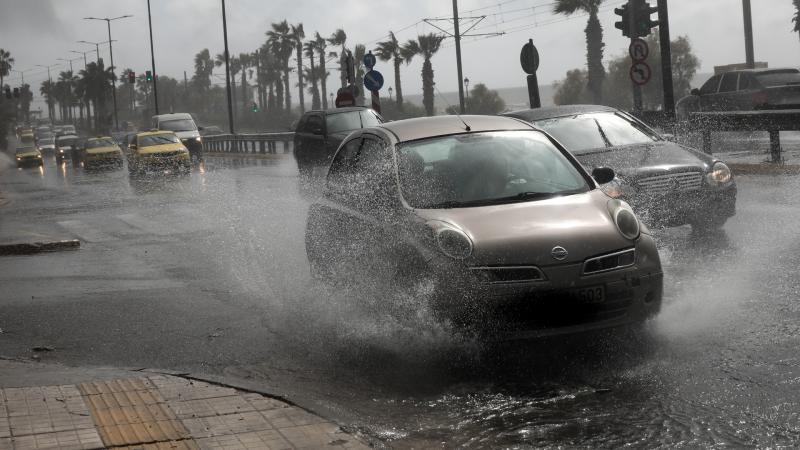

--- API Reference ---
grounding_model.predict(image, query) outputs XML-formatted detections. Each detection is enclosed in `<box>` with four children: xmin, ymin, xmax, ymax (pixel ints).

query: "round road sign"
<box><xmin>363</xmin><ymin>52</ymin><xmax>376</xmax><ymax>69</ymax></box>
<box><xmin>363</xmin><ymin>70</ymin><xmax>384</xmax><ymax>92</ymax></box>
<box><xmin>520</xmin><ymin>40</ymin><xmax>540</xmax><ymax>75</ymax></box>
<box><xmin>629</xmin><ymin>61</ymin><xmax>652</xmax><ymax>86</ymax></box>
<box><xmin>629</xmin><ymin>38</ymin><xmax>649</xmax><ymax>62</ymax></box>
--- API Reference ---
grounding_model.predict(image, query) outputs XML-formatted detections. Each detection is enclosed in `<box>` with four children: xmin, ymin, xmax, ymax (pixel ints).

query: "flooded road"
<box><xmin>1</xmin><ymin>152</ymin><xmax>799</xmax><ymax>447</ymax></box>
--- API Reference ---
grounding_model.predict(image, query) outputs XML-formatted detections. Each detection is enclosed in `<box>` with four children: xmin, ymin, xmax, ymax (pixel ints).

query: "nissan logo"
<box><xmin>551</xmin><ymin>246</ymin><xmax>568</xmax><ymax>261</ymax></box>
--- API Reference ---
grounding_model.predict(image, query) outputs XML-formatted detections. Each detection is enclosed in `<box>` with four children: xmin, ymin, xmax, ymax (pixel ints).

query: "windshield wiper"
<box><xmin>423</xmin><ymin>192</ymin><xmax>564</xmax><ymax>209</ymax></box>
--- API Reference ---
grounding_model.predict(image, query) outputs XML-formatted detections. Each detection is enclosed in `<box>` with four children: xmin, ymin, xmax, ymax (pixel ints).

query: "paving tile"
<box><xmin>180</xmin><ymin>411</ymin><xmax>273</xmax><ymax>438</ymax></box>
<box><xmin>195</xmin><ymin>429</ymin><xmax>291</xmax><ymax>450</ymax></box>
<box><xmin>261</xmin><ymin>406</ymin><xmax>327</xmax><ymax>429</ymax></box>
<box><xmin>167</xmin><ymin>395</ymin><xmax>255</xmax><ymax>419</ymax></box>
<box><xmin>239</xmin><ymin>393</ymin><xmax>288</xmax><ymax>412</ymax></box>
<box><xmin>0</xmin><ymin>437</ymin><xmax>11</xmax><ymax>450</ymax></box>
<box><xmin>278</xmin><ymin>423</ymin><xmax>369</xmax><ymax>449</ymax></box>
<box><xmin>7</xmin><ymin>428</ymin><xmax>104</xmax><ymax>449</ymax></box>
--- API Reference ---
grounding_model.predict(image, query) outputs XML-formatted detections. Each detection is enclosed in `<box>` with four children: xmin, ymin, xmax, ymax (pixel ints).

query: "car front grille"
<box><xmin>471</xmin><ymin>266</ymin><xmax>546</xmax><ymax>284</ymax></box>
<box><xmin>583</xmin><ymin>248</ymin><xmax>636</xmax><ymax>275</ymax></box>
<box><xmin>148</xmin><ymin>151</ymin><xmax>183</xmax><ymax>158</ymax></box>
<box><xmin>635</xmin><ymin>171</ymin><xmax>703</xmax><ymax>195</ymax></box>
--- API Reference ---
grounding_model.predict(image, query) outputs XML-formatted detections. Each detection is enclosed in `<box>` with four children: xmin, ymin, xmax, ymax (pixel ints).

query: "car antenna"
<box><xmin>433</xmin><ymin>83</ymin><xmax>470</xmax><ymax>131</ymax></box>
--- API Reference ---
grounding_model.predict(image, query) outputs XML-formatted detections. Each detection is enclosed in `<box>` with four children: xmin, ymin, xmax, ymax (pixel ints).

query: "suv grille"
<box><xmin>583</xmin><ymin>248</ymin><xmax>636</xmax><ymax>275</ymax></box>
<box><xmin>636</xmin><ymin>172</ymin><xmax>702</xmax><ymax>195</ymax></box>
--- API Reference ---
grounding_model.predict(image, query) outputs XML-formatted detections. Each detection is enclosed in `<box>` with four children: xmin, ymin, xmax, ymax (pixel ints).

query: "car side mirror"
<box><xmin>592</xmin><ymin>167</ymin><xmax>615</xmax><ymax>185</ymax></box>
<box><xmin>691</xmin><ymin>88</ymin><xmax>701</xmax><ymax>96</ymax></box>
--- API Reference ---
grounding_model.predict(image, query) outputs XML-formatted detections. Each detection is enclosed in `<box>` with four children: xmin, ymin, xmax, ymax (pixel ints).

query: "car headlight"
<box><xmin>707</xmin><ymin>162</ymin><xmax>732</xmax><ymax>186</ymax></box>
<box><xmin>428</xmin><ymin>221</ymin><xmax>473</xmax><ymax>259</ymax></box>
<box><xmin>195</xmin><ymin>137</ymin><xmax>202</xmax><ymax>143</ymax></box>
<box><xmin>59</xmin><ymin>149</ymin><xmax>64</xmax><ymax>153</ymax></box>
<box><xmin>36</xmin><ymin>154</ymin><xmax>41</xmax><ymax>158</ymax></box>
<box><xmin>608</xmin><ymin>199</ymin><xmax>640</xmax><ymax>241</ymax></box>
<box><xmin>16</xmin><ymin>157</ymin><xmax>21</xmax><ymax>161</ymax></box>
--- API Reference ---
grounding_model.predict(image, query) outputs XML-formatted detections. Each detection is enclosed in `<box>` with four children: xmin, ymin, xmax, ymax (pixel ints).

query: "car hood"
<box><xmin>414</xmin><ymin>190</ymin><xmax>633</xmax><ymax>266</ymax></box>
<box><xmin>16</xmin><ymin>150</ymin><xmax>40</xmax><ymax>158</ymax></box>
<box><xmin>137</xmin><ymin>143</ymin><xmax>186</xmax><ymax>154</ymax></box>
<box><xmin>87</xmin><ymin>146</ymin><xmax>121</xmax><ymax>155</ymax></box>
<box><xmin>573</xmin><ymin>141</ymin><xmax>713</xmax><ymax>178</ymax></box>
<box><xmin>173</xmin><ymin>130</ymin><xmax>200</xmax><ymax>139</ymax></box>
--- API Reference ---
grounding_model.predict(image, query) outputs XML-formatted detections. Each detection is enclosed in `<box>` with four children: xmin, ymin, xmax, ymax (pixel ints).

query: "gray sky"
<box><xmin>1</xmin><ymin>0</ymin><xmax>799</xmax><ymax>111</ymax></box>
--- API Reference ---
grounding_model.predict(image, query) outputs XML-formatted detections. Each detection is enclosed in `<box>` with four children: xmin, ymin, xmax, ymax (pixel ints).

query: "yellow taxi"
<box><xmin>19</xmin><ymin>132</ymin><xmax>35</xmax><ymax>147</ymax></box>
<box><xmin>127</xmin><ymin>130</ymin><xmax>191</xmax><ymax>174</ymax></box>
<box><xmin>81</xmin><ymin>137</ymin><xmax>123</xmax><ymax>169</ymax></box>
<box><xmin>15</xmin><ymin>145</ymin><xmax>43</xmax><ymax>168</ymax></box>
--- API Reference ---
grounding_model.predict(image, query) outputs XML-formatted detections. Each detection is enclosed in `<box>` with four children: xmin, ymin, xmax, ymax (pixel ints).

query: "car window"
<box><xmin>139</xmin><ymin>134</ymin><xmax>181</xmax><ymax>147</ymax></box>
<box><xmin>534</xmin><ymin>116</ymin><xmax>608</xmax><ymax>152</ymax></box>
<box><xmin>359</xmin><ymin>110</ymin><xmax>382</xmax><ymax>128</ymax></box>
<box><xmin>303</xmin><ymin>115</ymin><xmax>323</xmax><ymax>133</ymax></box>
<box><xmin>87</xmin><ymin>139</ymin><xmax>117</xmax><ymax>149</ymax></box>
<box><xmin>158</xmin><ymin>119</ymin><xmax>197</xmax><ymax>132</ymax></box>
<box><xmin>326</xmin><ymin>111</ymin><xmax>362</xmax><ymax>134</ymax></box>
<box><xmin>718</xmin><ymin>73</ymin><xmax>738</xmax><ymax>93</ymax></box>
<box><xmin>396</xmin><ymin>131</ymin><xmax>589</xmax><ymax>209</ymax></box>
<box><xmin>699</xmin><ymin>75</ymin><xmax>722</xmax><ymax>94</ymax></box>
<box><xmin>738</xmin><ymin>74</ymin><xmax>753</xmax><ymax>90</ymax></box>
<box><xmin>755</xmin><ymin>70</ymin><xmax>800</xmax><ymax>87</ymax></box>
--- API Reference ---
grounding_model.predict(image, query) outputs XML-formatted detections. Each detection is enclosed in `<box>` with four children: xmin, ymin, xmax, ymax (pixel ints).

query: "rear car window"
<box><xmin>326</xmin><ymin>111</ymin><xmax>362</xmax><ymax>134</ymax></box>
<box><xmin>718</xmin><ymin>73</ymin><xmax>738</xmax><ymax>93</ymax></box>
<box><xmin>755</xmin><ymin>70</ymin><xmax>800</xmax><ymax>87</ymax></box>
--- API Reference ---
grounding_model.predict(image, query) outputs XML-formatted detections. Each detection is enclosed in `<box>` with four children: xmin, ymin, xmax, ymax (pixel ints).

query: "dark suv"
<box><xmin>676</xmin><ymin>68</ymin><xmax>800</xmax><ymax>118</ymax></box>
<box><xmin>293</xmin><ymin>107</ymin><xmax>383</xmax><ymax>182</ymax></box>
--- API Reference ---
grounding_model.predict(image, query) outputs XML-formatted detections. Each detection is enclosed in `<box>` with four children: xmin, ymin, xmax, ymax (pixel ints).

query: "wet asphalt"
<box><xmin>0</xmin><ymin>150</ymin><xmax>798</xmax><ymax>448</ymax></box>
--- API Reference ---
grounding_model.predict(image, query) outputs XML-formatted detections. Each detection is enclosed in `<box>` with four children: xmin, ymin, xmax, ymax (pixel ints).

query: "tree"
<box><xmin>238</xmin><ymin>52</ymin><xmax>253</xmax><ymax>117</ymax></box>
<box><xmin>215</xmin><ymin>53</ymin><xmax>241</xmax><ymax>118</ymax></box>
<box><xmin>193</xmin><ymin>49</ymin><xmax>215</xmax><ymax>110</ymax></box>
<box><xmin>467</xmin><ymin>83</ymin><xmax>506</xmax><ymax>114</ymax></box>
<box><xmin>353</xmin><ymin>44</ymin><xmax>366</xmax><ymax>105</ymax></box>
<box><xmin>266</xmin><ymin>20</ymin><xmax>295</xmax><ymax>112</ymax></box>
<box><xmin>375</xmin><ymin>32</ymin><xmax>404</xmax><ymax>108</ymax></box>
<box><xmin>794</xmin><ymin>0</ymin><xmax>800</xmax><ymax>40</ymax></box>
<box><xmin>303</xmin><ymin>41</ymin><xmax>321</xmax><ymax>109</ymax></box>
<box><xmin>290</xmin><ymin>23</ymin><xmax>305</xmax><ymax>112</ymax></box>
<box><xmin>401</xmin><ymin>33</ymin><xmax>445</xmax><ymax>116</ymax></box>
<box><xmin>553</xmin><ymin>69</ymin><xmax>590</xmax><ymax>105</ymax></box>
<box><xmin>78</xmin><ymin>61</ymin><xmax>114</xmax><ymax>131</ymax></box>
<box><xmin>328</xmin><ymin>29</ymin><xmax>348</xmax><ymax>88</ymax></box>
<box><xmin>0</xmin><ymin>49</ymin><xmax>13</xmax><ymax>90</ymax></box>
<box><xmin>40</xmin><ymin>80</ymin><xmax>56</xmax><ymax>121</ymax></box>
<box><xmin>18</xmin><ymin>84</ymin><xmax>32</xmax><ymax>123</ymax></box>
<box><xmin>554</xmin><ymin>0</ymin><xmax>606</xmax><ymax>104</ymax></box>
<box><xmin>314</xmin><ymin>32</ymin><xmax>330</xmax><ymax>109</ymax></box>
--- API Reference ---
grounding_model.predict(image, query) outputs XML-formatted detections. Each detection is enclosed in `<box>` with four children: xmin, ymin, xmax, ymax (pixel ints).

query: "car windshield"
<box><xmin>534</xmin><ymin>112</ymin><xmax>659</xmax><ymax>153</ymax></box>
<box><xmin>139</xmin><ymin>133</ymin><xmax>180</xmax><ymax>147</ymax></box>
<box><xmin>39</xmin><ymin>137</ymin><xmax>55</xmax><ymax>145</ymax></box>
<box><xmin>86</xmin><ymin>139</ymin><xmax>116</xmax><ymax>149</ymax></box>
<box><xmin>159</xmin><ymin>119</ymin><xmax>197</xmax><ymax>132</ymax></box>
<box><xmin>15</xmin><ymin>146</ymin><xmax>36</xmax><ymax>154</ymax></box>
<box><xmin>755</xmin><ymin>70</ymin><xmax>800</xmax><ymax>87</ymax></box>
<box><xmin>20</xmin><ymin>135</ymin><xmax>34</xmax><ymax>145</ymax></box>
<box><xmin>57</xmin><ymin>136</ymin><xmax>77</xmax><ymax>146</ymax></box>
<box><xmin>326</xmin><ymin>110</ymin><xmax>381</xmax><ymax>134</ymax></box>
<box><xmin>396</xmin><ymin>131</ymin><xmax>589</xmax><ymax>209</ymax></box>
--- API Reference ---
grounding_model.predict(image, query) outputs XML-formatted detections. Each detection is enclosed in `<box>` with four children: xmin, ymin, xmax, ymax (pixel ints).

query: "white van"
<box><xmin>152</xmin><ymin>113</ymin><xmax>203</xmax><ymax>161</ymax></box>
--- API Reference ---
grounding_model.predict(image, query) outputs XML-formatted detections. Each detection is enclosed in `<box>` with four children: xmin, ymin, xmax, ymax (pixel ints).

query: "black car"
<box><xmin>504</xmin><ymin>105</ymin><xmax>737</xmax><ymax>232</ymax></box>
<box><xmin>293</xmin><ymin>107</ymin><xmax>383</xmax><ymax>182</ymax></box>
<box><xmin>55</xmin><ymin>134</ymin><xmax>80</xmax><ymax>164</ymax></box>
<box><xmin>676</xmin><ymin>68</ymin><xmax>800</xmax><ymax>118</ymax></box>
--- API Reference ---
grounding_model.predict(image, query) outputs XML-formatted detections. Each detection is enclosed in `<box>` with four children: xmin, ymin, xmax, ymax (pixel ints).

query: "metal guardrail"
<box><xmin>202</xmin><ymin>132</ymin><xmax>294</xmax><ymax>154</ymax></box>
<box><xmin>686</xmin><ymin>110</ymin><xmax>800</xmax><ymax>162</ymax></box>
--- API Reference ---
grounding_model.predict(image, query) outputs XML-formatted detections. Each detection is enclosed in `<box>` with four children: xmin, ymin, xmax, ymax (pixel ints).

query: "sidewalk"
<box><xmin>718</xmin><ymin>147</ymin><xmax>800</xmax><ymax>175</ymax></box>
<box><xmin>0</xmin><ymin>360</ymin><xmax>369</xmax><ymax>450</ymax></box>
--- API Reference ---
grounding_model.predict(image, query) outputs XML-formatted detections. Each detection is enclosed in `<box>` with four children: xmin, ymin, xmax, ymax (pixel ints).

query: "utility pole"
<box><xmin>147</xmin><ymin>0</ymin><xmax>159</xmax><ymax>114</ymax></box>
<box><xmin>628</xmin><ymin>0</ymin><xmax>643</xmax><ymax>112</ymax></box>
<box><xmin>657</xmin><ymin>0</ymin><xmax>675</xmax><ymax>116</ymax></box>
<box><xmin>742</xmin><ymin>0</ymin><xmax>755</xmax><ymax>68</ymax></box>
<box><xmin>221</xmin><ymin>0</ymin><xmax>235</xmax><ymax>134</ymax></box>
<box><xmin>84</xmin><ymin>15</ymin><xmax>133</xmax><ymax>131</ymax></box>
<box><xmin>184</xmin><ymin>70</ymin><xmax>188</xmax><ymax>96</ymax></box>
<box><xmin>452</xmin><ymin>0</ymin><xmax>465</xmax><ymax>114</ymax></box>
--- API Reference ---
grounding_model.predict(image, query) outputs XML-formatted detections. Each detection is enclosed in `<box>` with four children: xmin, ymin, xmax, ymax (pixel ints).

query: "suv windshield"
<box><xmin>534</xmin><ymin>112</ymin><xmax>659</xmax><ymax>153</ymax></box>
<box><xmin>159</xmin><ymin>119</ymin><xmax>197</xmax><ymax>132</ymax></box>
<box><xmin>326</xmin><ymin>110</ymin><xmax>381</xmax><ymax>134</ymax></box>
<box><xmin>396</xmin><ymin>131</ymin><xmax>589</xmax><ymax>209</ymax></box>
<box><xmin>139</xmin><ymin>133</ymin><xmax>180</xmax><ymax>147</ymax></box>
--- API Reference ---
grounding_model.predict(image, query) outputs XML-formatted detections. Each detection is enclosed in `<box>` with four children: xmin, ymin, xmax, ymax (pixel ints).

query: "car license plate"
<box><xmin>570</xmin><ymin>286</ymin><xmax>605</xmax><ymax>304</ymax></box>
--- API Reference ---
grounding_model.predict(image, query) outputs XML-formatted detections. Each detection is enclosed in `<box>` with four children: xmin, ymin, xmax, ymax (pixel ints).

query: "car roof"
<box><xmin>88</xmin><ymin>136</ymin><xmax>113</xmax><ymax>141</ymax></box>
<box><xmin>136</xmin><ymin>130</ymin><xmax>176</xmax><ymax>137</ymax></box>
<box><xmin>304</xmin><ymin>106</ymin><xmax>372</xmax><ymax>115</ymax></box>
<box><xmin>502</xmin><ymin>105</ymin><xmax>620</xmax><ymax>122</ymax></box>
<box><xmin>153</xmin><ymin>113</ymin><xmax>193</xmax><ymax>120</ymax></box>
<box><xmin>373</xmin><ymin>115</ymin><xmax>534</xmax><ymax>143</ymax></box>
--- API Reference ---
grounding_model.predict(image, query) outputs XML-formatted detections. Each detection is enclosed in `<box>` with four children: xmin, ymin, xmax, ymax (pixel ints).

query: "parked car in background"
<box><xmin>79</xmin><ymin>137</ymin><xmax>124</xmax><ymax>170</ymax></box>
<box><xmin>152</xmin><ymin>113</ymin><xmax>203</xmax><ymax>162</ymax></box>
<box><xmin>504</xmin><ymin>105</ymin><xmax>737</xmax><ymax>232</ymax></box>
<box><xmin>293</xmin><ymin>106</ymin><xmax>383</xmax><ymax>182</ymax></box>
<box><xmin>199</xmin><ymin>125</ymin><xmax>224</xmax><ymax>136</ymax></box>
<box><xmin>676</xmin><ymin>68</ymin><xmax>800</xmax><ymax>118</ymax></box>
<box><xmin>305</xmin><ymin>115</ymin><xmax>662</xmax><ymax>338</ymax></box>
<box><xmin>126</xmin><ymin>130</ymin><xmax>191</xmax><ymax>175</ymax></box>
<box><xmin>55</xmin><ymin>133</ymin><xmax>80</xmax><ymax>164</ymax></box>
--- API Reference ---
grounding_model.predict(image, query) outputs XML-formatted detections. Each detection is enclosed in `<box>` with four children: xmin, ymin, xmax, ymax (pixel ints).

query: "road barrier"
<box><xmin>202</xmin><ymin>132</ymin><xmax>294</xmax><ymax>155</ymax></box>
<box><xmin>686</xmin><ymin>110</ymin><xmax>800</xmax><ymax>162</ymax></box>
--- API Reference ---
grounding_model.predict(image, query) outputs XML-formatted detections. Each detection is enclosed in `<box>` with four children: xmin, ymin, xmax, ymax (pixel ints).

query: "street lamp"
<box><xmin>147</xmin><ymin>0</ymin><xmax>159</xmax><ymax>114</ymax></box>
<box><xmin>84</xmin><ymin>14</ymin><xmax>133</xmax><ymax>131</ymax></box>
<box><xmin>57</xmin><ymin>57</ymin><xmax>81</xmax><ymax>74</ymax></box>
<box><xmin>464</xmin><ymin>77</ymin><xmax>470</xmax><ymax>99</ymax></box>
<box><xmin>11</xmin><ymin>68</ymin><xmax>33</xmax><ymax>85</ymax></box>
<box><xmin>77</xmin><ymin>40</ymin><xmax>114</xmax><ymax>64</ymax></box>
<box><xmin>388</xmin><ymin>86</ymin><xmax>393</xmax><ymax>101</ymax></box>
<box><xmin>70</xmin><ymin>49</ymin><xmax>96</xmax><ymax>70</ymax></box>
<box><xmin>330</xmin><ymin>92</ymin><xmax>334</xmax><ymax>109</ymax></box>
<box><xmin>220</xmin><ymin>0</ymin><xmax>234</xmax><ymax>134</ymax></box>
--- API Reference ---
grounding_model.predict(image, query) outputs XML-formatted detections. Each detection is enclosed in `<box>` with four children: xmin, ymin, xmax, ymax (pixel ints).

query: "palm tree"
<box><xmin>314</xmin><ymin>32</ymin><xmax>331</xmax><ymax>109</ymax></box>
<box><xmin>328</xmin><ymin>29</ymin><xmax>348</xmax><ymax>88</ymax></box>
<box><xmin>215</xmin><ymin>53</ymin><xmax>240</xmax><ymax>117</ymax></box>
<box><xmin>0</xmin><ymin>48</ymin><xmax>13</xmax><ymax>89</ymax></box>
<box><xmin>79</xmin><ymin>61</ymin><xmax>113</xmax><ymax>131</ymax></box>
<box><xmin>256</xmin><ymin>44</ymin><xmax>282</xmax><ymax>112</ymax></box>
<box><xmin>554</xmin><ymin>0</ymin><xmax>605</xmax><ymax>104</ymax></box>
<box><xmin>794</xmin><ymin>0</ymin><xmax>800</xmax><ymax>41</ymax></box>
<box><xmin>375</xmin><ymin>32</ymin><xmax>404</xmax><ymax>108</ymax></box>
<box><xmin>290</xmin><ymin>23</ymin><xmax>306</xmax><ymax>113</ymax></box>
<box><xmin>303</xmin><ymin>41</ymin><xmax>321</xmax><ymax>109</ymax></box>
<box><xmin>267</xmin><ymin>20</ymin><xmax>295</xmax><ymax>112</ymax></box>
<box><xmin>40</xmin><ymin>80</ymin><xmax>55</xmax><ymax>120</ymax></box>
<box><xmin>353</xmin><ymin>44</ymin><xmax>366</xmax><ymax>105</ymax></box>
<box><xmin>238</xmin><ymin>52</ymin><xmax>252</xmax><ymax>116</ymax></box>
<box><xmin>401</xmin><ymin>33</ymin><xmax>445</xmax><ymax>116</ymax></box>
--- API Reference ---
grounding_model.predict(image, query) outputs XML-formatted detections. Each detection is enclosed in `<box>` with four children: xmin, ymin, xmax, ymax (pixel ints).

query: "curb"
<box><xmin>729</xmin><ymin>162</ymin><xmax>800</xmax><ymax>175</ymax></box>
<box><xmin>0</xmin><ymin>239</ymin><xmax>80</xmax><ymax>256</ymax></box>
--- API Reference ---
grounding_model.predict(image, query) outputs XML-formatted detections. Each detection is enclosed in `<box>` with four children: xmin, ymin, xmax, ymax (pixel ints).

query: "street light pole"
<box><xmin>70</xmin><ymin>50</ymin><xmax>93</xmax><ymax>70</ymax></box>
<box><xmin>221</xmin><ymin>0</ymin><xmax>235</xmax><ymax>134</ymax></box>
<box><xmin>452</xmin><ymin>0</ymin><xmax>466</xmax><ymax>114</ymax></box>
<box><xmin>147</xmin><ymin>0</ymin><xmax>159</xmax><ymax>114</ymax></box>
<box><xmin>84</xmin><ymin>15</ymin><xmax>132</xmax><ymax>131</ymax></box>
<box><xmin>742</xmin><ymin>0</ymin><xmax>755</xmax><ymax>68</ymax></box>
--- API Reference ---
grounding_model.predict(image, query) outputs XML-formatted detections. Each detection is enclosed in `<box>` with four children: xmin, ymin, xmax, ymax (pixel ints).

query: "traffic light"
<box><xmin>12</xmin><ymin>87</ymin><xmax>19</xmax><ymax>98</ymax></box>
<box><xmin>614</xmin><ymin>4</ymin><xmax>631</xmax><ymax>38</ymax></box>
<box><xmin>145</xmin><ymin>70</ymin><xmax>153</xmax><ymax>82</ymax></box>
<box><xmin>633</xmin><ymin>0</ymin><xmax>659</xmax><ymax>37</ymax></box>
<box><xmin>251</xmin><ymin>102</ymin><xmax>259</xmax><ymax>113</ymax></box>
<box><xmin>128</xmin><ymin>72</ymin><xmax>136</xmax><ymax>84</ymax></box>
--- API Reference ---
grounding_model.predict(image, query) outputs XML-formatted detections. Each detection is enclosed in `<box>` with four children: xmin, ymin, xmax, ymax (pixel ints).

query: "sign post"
<box><xmin>363</xmin><ymin>52</ymin><xmax>383</xmax><ymax>114</ymax></box>
<box><xmin>519</xmin><ymin>39</ymin><xmax>541</xmax><ymax>109</ymax></box>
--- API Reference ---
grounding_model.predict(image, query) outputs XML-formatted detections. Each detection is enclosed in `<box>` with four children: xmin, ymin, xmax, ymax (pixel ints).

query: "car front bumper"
<box><xmin>16</xmin><ymin>157</ymin><xmax>43</xmax><ymax>167</ymax></box>
<box><xmin>628</xmin><ymin>183</ymin><xmax>737</xmax><ymax>227</ymax></box>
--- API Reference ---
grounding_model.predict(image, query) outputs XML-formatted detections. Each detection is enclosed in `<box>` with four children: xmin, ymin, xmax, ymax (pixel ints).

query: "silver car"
<box><xmin>305</xmin><ymin>115</ymin><xmax>663</xmax><ymax>339</ymax></box>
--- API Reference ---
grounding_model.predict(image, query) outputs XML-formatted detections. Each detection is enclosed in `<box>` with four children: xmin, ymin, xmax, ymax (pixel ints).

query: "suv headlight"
<box><xmin>428</xmin><ymin>221</ymin><xmax>473</xmax><ymax>260</ymax></box>
<box><xmin>607</xmin><ymin>199</ymin><xmax>640</xmax><ymax>241</ymax></box>
<box><xmin>707</xmin><ymin>162</ymin><xmax>732</xmax><ymax>186</ymax></box>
